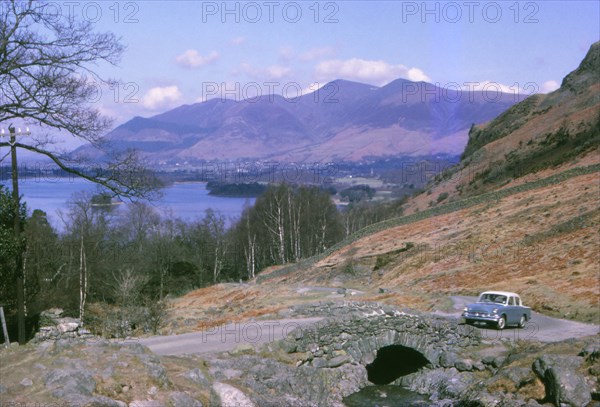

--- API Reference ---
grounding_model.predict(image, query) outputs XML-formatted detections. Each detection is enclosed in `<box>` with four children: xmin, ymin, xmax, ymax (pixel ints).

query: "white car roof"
<box><xmin>479</xmin><ymin>291</ymin><xmax>520</xmax><ymax>297</ymax></box>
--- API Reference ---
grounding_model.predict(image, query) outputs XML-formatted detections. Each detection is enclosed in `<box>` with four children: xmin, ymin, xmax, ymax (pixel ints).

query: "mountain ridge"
<box><xmin>75</xmin><ymin>77</ymin><xmax>523</xmax><ymax>163</ymax></box>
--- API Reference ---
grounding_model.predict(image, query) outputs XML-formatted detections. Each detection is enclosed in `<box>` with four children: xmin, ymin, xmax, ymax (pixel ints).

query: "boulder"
<box><xmin>327</xmin><ymin>354</ymin><xmax>352</xmax><ymax>368</ymax></box>
<box><xmin>168</xmin><ymin>391</ymin><xmax>203</xmax><ymax>407</ymax></box>
<box><xmin>532</xmin><ymin>355</ymin><xmax>591</xmax><ymax>407</ymax></box>
<box><xmin>440</xmin><ymin>351</ymin><xmax>459</xmax><ymax>368</ymax></box>
<box><xmin>455</xmin><ymin>359</ymin><xmax>473</xmax><ymax>372</ymax></box>
<box><xmin>184</xmin><ymin>368</ymin><xmax>211</xmax><ymax>387</ymax></box>
<box><xmin>44</xmin><ymin>368</ymin><xmax>96</xmax><ymax>398</ymax></box>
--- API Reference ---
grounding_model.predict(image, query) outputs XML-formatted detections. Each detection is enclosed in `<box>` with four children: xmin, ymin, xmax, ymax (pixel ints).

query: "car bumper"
<box><xmin>462</xmin><ymin>312</ymin><xmax>501</xmax><ymax>323</ymax></box>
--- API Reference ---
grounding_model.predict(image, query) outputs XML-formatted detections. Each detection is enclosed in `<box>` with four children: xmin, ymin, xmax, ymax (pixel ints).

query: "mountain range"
<box><xmin>76</xmin><ymin>78</ymin><xmax>526</xmax><ymax>163</ymax></box>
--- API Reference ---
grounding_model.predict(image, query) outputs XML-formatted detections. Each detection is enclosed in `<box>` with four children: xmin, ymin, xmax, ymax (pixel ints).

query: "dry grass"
<box><xmin>162</xmin><ymin>168</ymin><xmax>599</xmax><ymax>333</ymax></box>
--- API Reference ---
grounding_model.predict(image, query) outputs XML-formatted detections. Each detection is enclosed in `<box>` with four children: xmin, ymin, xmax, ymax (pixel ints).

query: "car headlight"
<box><xmin>492</xmin><ymin>308</ymin><xmax>498</xmax><ymax>314</ymax></box>
<box><xmin>463</xmin><ymin>307</ymin><xmax>468</xmax><ymax>312</ymax></box>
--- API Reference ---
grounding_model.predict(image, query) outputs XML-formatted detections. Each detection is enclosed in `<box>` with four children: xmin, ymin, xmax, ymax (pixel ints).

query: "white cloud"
<box><xmin>142</xmin><ymin>86</ymin><xmax>183</xmax><ymax>110</ymax></box>
<box><xmin>230</xmin><ymin>36</ymin><xmax>246</xmax><ymax>45</ymax></box>
<box><xmin>301</xmin><ymin>82</ymin><xmax>326</xmax><ymax>96</ymax></box>
<box><xmin>541</xmin><ymin>80</ymin><xmax>560</xmax><ymax>93</ymax></box>
<box><xmin>278</xmin><ymin>46</ymin><xmax>295</xmax><ymax>63</ymax></box>
<box><xmin>175</xmin><ymin>49</ymin><xmax>219</xmax><ymax>68</ymax></box>
<box><xmin>314</xmin><ymin>58</ymin><xmax>430</xmax><ymax>86</ymax></box>
<box><xmin>265</xmin><ymin>65</ymin><xmax>292</xmax><ymax>80</ymax></box>
<box><xmin>234</xmin><ymin>63</ymin><xmax>292</xmax><ymax>81</ymax></box>
<box><xmin>299</xmin><ymin>46</ymin><xmax>335</xmax><ymax>61</ymax></box>
<box><xmin>469</xmin><ymin>81</ymin><xmax>518</xmax><ymax>94</ymax></box>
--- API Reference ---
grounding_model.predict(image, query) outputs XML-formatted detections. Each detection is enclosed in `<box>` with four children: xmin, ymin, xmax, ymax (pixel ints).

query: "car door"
<box><xmin>506</xmin><ymin>296</ymin><xmax>517</xmax><ymax>324</ymax></box>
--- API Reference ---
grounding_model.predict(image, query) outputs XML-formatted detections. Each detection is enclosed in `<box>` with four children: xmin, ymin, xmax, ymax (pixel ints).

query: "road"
<box><xmin>140</xmin><ymin>317</ymin><xmax>323</xmax><ymax>356</ymax></box>
<box><xmin>442</xmin><ymin>296</ymin><xmax>599</xmax><ymax>342</ymax></box>
<box><xmin>141</xmin><ymin>297</ymin><xmax>599</xmax><ymax>356</ymax></box>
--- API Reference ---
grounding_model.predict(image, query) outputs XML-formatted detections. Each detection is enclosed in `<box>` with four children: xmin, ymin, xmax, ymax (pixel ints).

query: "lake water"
<box><xmin>0</xmin><ymin>177</ymin><xmax>255</xmax><ymax>232</ymax></box>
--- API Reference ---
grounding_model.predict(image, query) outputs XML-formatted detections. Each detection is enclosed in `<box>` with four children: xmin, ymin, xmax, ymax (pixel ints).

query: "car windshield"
<box><xmin>478</xmin><ymin>294</ymin><xmax>507</xmax><ymax>304</ymax></box>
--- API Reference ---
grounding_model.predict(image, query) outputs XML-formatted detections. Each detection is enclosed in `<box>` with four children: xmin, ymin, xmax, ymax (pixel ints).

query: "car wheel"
<box><xmin>518</xmin><ymin>315</ymin><xmax>527</xmax><ymax>329</ymax></box>
<box><xmin>496</xmin><ymin>315</ymin><xmax>506</xmax><ymax>330</ymax></box>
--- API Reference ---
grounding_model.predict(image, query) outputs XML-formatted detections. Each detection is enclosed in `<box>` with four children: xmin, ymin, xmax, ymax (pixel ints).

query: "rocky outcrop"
<box><xmin>532</xmin><ymin>355</ymin><xmax>592</xmax><ymax>407</ymax></box>
<box><xmin>206</xmin><ymin>353</ymin><xmax>367</xmax><ymax>407</ymax></box>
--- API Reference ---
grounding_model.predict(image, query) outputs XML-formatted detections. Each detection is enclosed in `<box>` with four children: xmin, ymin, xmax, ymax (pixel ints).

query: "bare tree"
<box><xmin>0</xmin><ymin>0</ymin><xmax>158</xmax><ymax>342</ymax></box>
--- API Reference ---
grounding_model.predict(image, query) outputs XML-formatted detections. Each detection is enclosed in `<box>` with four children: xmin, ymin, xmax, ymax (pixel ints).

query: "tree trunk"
<box><xmin>78</xmin><ymin>234</ymin><xmax>87</xmax><ymax>325</ymax></box>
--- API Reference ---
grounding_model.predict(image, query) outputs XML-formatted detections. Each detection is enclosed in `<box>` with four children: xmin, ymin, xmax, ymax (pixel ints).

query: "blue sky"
<box><xmin>22</xmin><ymin>1</ymin><xmax>600</xmax><ymax>129</ymax></box>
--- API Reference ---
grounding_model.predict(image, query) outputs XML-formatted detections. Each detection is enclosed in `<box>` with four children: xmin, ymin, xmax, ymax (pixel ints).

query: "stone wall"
<box><xmin>282</xmin><ymin>302</ymin><xmax>481</xmax><ymax>369</ymax></box>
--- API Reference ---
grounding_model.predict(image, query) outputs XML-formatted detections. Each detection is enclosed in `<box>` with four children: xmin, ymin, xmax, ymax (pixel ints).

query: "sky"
<box><xmin>80</xmin><ymin>0</ymin><xmax>599</xmax><ymax>126</ymax></box>
<box><xmin>3</xmin><ymin>0</ymin><xmax>599</xmax><ymax>154</ymax></box>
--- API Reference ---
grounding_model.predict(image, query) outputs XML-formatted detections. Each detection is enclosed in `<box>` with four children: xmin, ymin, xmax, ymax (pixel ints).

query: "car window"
<box><xmin>509</xmin><ymin>297</ymin><xmax>516</xmax><ymax>306</ymax></box>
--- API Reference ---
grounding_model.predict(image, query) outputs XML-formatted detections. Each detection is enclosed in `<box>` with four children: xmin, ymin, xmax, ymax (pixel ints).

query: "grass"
<box><xmin>257</xmin><ymin>164</ymin><xmax>600</xmax><ymax>283</ymax></box>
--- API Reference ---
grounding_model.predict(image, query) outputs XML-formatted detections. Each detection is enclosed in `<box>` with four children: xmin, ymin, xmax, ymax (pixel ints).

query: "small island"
<box><xmin>205</xmin><ymin>181</ymin><xmax>267</xmax><ymax>197</ymax></box>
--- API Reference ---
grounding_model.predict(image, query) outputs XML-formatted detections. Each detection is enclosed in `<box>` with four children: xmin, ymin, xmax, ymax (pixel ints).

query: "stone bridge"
<box><xmin>283</xmin><ymin>302</ymin><xmax>481</xmax><ymax>384</ymax></box>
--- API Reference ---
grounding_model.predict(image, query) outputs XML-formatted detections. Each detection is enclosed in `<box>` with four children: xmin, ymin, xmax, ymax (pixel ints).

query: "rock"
<box><xmin>482</xmin><ymin>355</ymin><xmax>496</xmax><ymax>365</ymax></box>
<box><xmin>440</xmin><ymin>351</ymin><xmax>459</xmax><ymax>368</ymax></box>
<box><xmin>168</xmin><ymin>391</ymin><xmax>203</xmax><ymax>407</ymax></box>
<box><xmin>532</xmin><ymin>355</ymin><xmax>591</xmax><ymax>407</ymax></box>
<box><xmin>184</xmin><ymin>368</ymin><xmax>210</xmax><ymax>387</ymax></box>
<box><xmin>328</xmin><ymin>354</ymin><xmax>352</xmax><ymax>368</ymax></box>
<box><xmin>311</xmin><ymin>357</ymin><xmax>328</xmax><ymax>368</ymax></box>
<box><xmin>229</xmin><ymin>344</ymin><xmax>254</xmax><ymax>356</ymax></box>
<box><xmin>129</xmin><ymin>401</ymin><xmax>165</xmax><ymax>407</ymax></box>
<box><xmin>473</xmin><ymin>361</ymin><xmax>486</xmax><ymax>371</ymax></box>
<box><xmin>492</xmin><ymin>355</ymin><xmax>506</xmax><ymax>368</ymax></box>
<box><xmin>57</xmin><ymin>317</ymin><xmax>80</xmax><ymax>333</ymax></box>
<box><xmin>44</xmin><ymin>368</ymin><xmax>96</xmax><ymax>398</ymax></box>
<box><xmin>65</xmin><ymin>394</ymin><xmax>127</xmax><ymax>407</ymax></box>
<box><xmin>212</xmin><ymin>381</ymin><xmax>256</xmax><ymax>407</ymax></box>
<box><xmin>20</xmin><ymin>377</ymin><xmax>33</xmax><ymax>386</ymax></box>
<box><xmin>279</xmin><ymin>340</ymin><xmax>297</xmax><ymax>354</ymax></box>
<box><xmin>455</xmin><ymin>359</ymin><xmax>473</xmax><ymax>372</ymax></box>
<box><xmin>579</xmin><ymin>343</ymin><xmax>600</xmax><ymax>361</ymax></box>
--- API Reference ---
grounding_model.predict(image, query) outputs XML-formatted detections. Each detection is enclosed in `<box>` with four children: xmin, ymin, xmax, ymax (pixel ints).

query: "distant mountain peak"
<box><xmin>75</xmin><ymin>76</ymin><xmax>522</xmax><ymax>164</ymax></box>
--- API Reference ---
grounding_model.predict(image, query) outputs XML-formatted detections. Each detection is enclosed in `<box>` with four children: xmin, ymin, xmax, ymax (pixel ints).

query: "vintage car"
<box><xmin>462</xmin><ymin>291</ymin><xmax>531</xmax><ymax>329</ymax></box>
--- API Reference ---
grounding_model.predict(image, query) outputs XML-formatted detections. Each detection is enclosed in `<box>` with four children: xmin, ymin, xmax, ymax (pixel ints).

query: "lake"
<box><xmin>0</xmin><ymin>177</ymin><xmax>255</xmax><ymax>232</ymax></box>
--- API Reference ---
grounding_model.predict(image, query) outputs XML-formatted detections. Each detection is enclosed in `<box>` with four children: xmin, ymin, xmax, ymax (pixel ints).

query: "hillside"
<box><xmin>164</xmin><ymin>42</ymin><xmax>600</xmax><ymax>332</ymax></box>
<box><xmin>74</xmin><ymin>78</ymin><xmax>520</xmax><ymax>163</ymax></box>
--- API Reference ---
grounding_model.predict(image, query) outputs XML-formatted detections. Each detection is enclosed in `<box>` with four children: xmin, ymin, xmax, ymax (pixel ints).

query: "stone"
<box><xmin>65</xmin><ymin>394</ymin><xmax>127</xmax><ymax>407</ymax></box>
<box><xmin>455</xmin><ymin>359</ymin><xmax>473</xmax><ymax>372</ymax></box>
<box><xmin>44</xmin><ymin>368</ymin><xmax>96</xmax><ymax>398</ymax></box>
<box><xmin>129</xmin><ymin>401</ymin><xmax>165</xmax><ymax>407</ymax></box>
<box><xmin>440</xmin><ymin>351</ymin><xmax>459</xmax><ymax>368</ymax></box>
<box><xmin>20</xmin><ymin>378</ymin><xmax>33</xmax><ymax>386</ymax></box>
<box><xmin>482</xmin><ymin>355</ymin><xmax>496</xmax><ymax>365</ymax></box>
<box><xmin>168</xmin><ymin>391</ymin><xmax>203</xmax><ymax>407</ymax></box>
<box><xmin>532</xmin><ymin>355</ymin><xmax>591</xmax><ymax>407</ymax></box>
<box><xmin>327</xmin><ymin>355</ymin><xmax>352</xmax><ymax>368</ymax></box>
<box><xmin>492</xmin><ymin>356</ymin><xmax>506</xmax><ymax>368</ymax></box>
<box><xmin>212</xmin><ymin>381</ymin><xmax>256</xmax><ymax>407</ymax></box>
<box><xmin>312</xmin><ymin>357</ymin><xmax>328</xmax><ymax>368</ymax></box>
<box><xmin>57</xmin><ymin>317</ymin><xmax>80</xmax><ymax>333</ymax></box>
<box><xmin>229</xmin><ymin>344</ymin><xmax>254</xmax><ymax>356</ymax></box>
<box><xmin>184</xmin><ymin>368</ymin><xmax>210</xmax><ymax>387</ymax></box>
<box><xmin>279</xmin><ymin>340</ymin><xmax>297</xmax><ymax>354</ymax></box>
